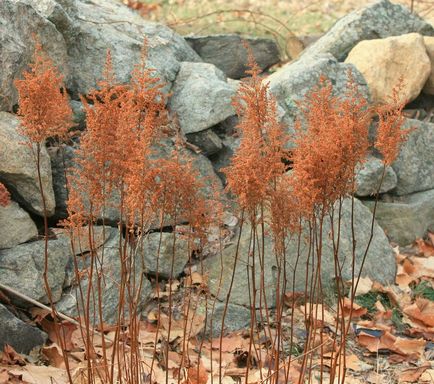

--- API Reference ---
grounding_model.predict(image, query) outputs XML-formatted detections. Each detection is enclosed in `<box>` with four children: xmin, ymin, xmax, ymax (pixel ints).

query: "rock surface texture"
<box><xmin>345</xmin><ymin>33</ymin><xmax>431</xmax><ymax>104</ymax></box>
<box><xmin>57</xmin><ymin>230</ymin><xmax>152</xmax><ymax>325</ymax></box>
<box><xmin>185</xmin><ymin>34</ymin><xmax>281</xmax><ymax>79</ymax></box>
<box><xmin>0</xmin><ymin>0</ymin><xmax>69</xmax><ymax>111</ymax></box>
<box><xmin>301</xmin><ymin>0</ymin><xmax>434</xmax><ymax>61</ymax></box>
<box><xmin>0</xmin><ymin>304</ymin><xmax>47</xmax><ymax>354</ymax></box>
<box><xmin>169</xmin><ymin>62</ymin><xmax>236</xmax><ymax>135</ymax></box>
<box><xmin>422</xmin><ymin>36</ymin><xmax>434</xmax><ymax>95</ymax></box>
<box><xmin>392</xmin><ymin>119</ymin><xmax>434</xmax><ymax>196</ymax></box>
<box><xmin>0</xmin><ymin>201</ymin><xmax>38</xmax><ymax>249</ymax></box>
<box><xmin>0</xmin><ymin>236</ymin><xmax>71</xmax><ymax>305</ymax></box>
<box><xmin>363</xmin><ymin>189</ymin><xmax>434</xmax><ymax>246</ymax></box>
<box><xmin>31</xmin><ymin>0</ymin><xmax>200</xmax><ymax>97</ymax></box>
<box><xmin>355</xmin><ymin>155</ymin><xmax>397</xmax><ymax>197</ymax></box>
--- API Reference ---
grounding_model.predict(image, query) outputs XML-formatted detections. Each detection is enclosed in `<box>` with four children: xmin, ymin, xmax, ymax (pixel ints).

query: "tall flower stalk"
<box><xmin>15</xmin><ymin>41</ymin><xmax>74</xmax><ymax>383</ymax></box>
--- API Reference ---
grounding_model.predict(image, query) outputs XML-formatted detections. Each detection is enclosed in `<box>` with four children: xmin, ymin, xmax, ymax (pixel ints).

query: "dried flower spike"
<box><xmin>14</xmin><ymin>41</ymin><xmax>73</xmax><ymax>144</ymax></box>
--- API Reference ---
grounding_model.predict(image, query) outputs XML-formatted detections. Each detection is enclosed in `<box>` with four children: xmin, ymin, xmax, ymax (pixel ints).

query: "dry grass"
<box><xmin>132</xmin><ymin>0</ymin><xmax>434</xmax><ymax>37</ymax></box>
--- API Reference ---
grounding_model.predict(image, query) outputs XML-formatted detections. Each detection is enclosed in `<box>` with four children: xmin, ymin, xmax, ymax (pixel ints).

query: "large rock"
<box><xmin>185</xmin><ymin>129</ymin><xmax>223</xmax><ymax>157</ymax></box>
<box><xmin>0</xmin><ymin>0</ymin><xmax>69</xmax><ymax>111</ymax></box>
<box><xmin>345</xmin><ymin>33</ymin><xmax>431</xmax><ymax>104</ymax></box>
<box><xmin>0</xmin><ymin>112</ymin><xmax>56</xmax><ymax>216</ymax></box>
<box><xmin>203</xmin><ymin>198</ymin><xmax>395</xmax><ymax>310</ymax></box>
<box><xmin>0</xmin><ymin>236</ymin><xmax>71</xmax><ymax>305</ymax></box>
<box><xmin>355</xmin><ymin>155</ymin><xmax>397</xmax><ymax>197</ymax></box>
<box><xmin>185</xmin><ymin>34</ymin><xmax>281</xmax><ymax>79</ymax></box>
<box><xmin>423</xmin><ymin>36</ymin><xmax>434</xmax><ymax>95</ymax></box>
<box><xmin>48</xmin><ymin>144</ymin><xmax>74</xmax><ymax>219</ymax></box>
<box><xmin>169</xmin><ymin>62</ymin><xmax>236</xmax><ymax>135</ymax></box>
<box><xmin>57</xmin><ymin>230</ymin><xmax>153</xmax><ymax>324</ymax></box>
<box><xmin>141</xmin><ymin>232</ymin><xmax>190</xmax><ymax>279</ymax></box>
<box><xmin>0</xmin><ymin>304</ymin><xmax>47</xmax><ymax>354</ymax></box>
<box><xmin>34</xmin><ymin>0</ymin><xmax>200</xmax><ymax>97</ymax></box>
<box><xmin>301</xmin><ymin>0</ymin><xmax>434</xmax><ymax>61</ymax></box>
<box><xmin>0</xmin><ymin>200</ymin><xmax>38</xmax><ymax>249</ymax></box>
<box><xmin>392</xmin><ymin>119</ymin><xmax>434</xmax><ymax>195</ymax></box>
<box><xmin>363</xmin><ymin>189</ymin><xmax>434</xmax><ymax>246</ymax></box>
<box><xmin>267</xmin><ymin>53</ymin><xmax>370</xmax><ymax>124</ymax></box>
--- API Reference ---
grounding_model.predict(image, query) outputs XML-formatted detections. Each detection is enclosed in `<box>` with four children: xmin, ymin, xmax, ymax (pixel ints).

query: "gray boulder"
<box><xmin>392</xmin><ymin>119</ymin><xmax>434</xmax><ymax>195</ymax></box>
<box><xmin>185</xmin><ymin>129</ymin><xmax>223</xmax><ymax>157</ymax></box>
<box><xmin>0</xmin><ymin>236</ymin><xmax>71</xmax><ymax>305</ymax></box>
<box><xmin>355</xmin><ymin>155</ymin><xmax>397</xmax><ymax>197</ymax></box>
<box><xmin>266</xmin><ymin>54</ymin><xmax>370</xmax><ymax>125</ymax></box>
<box><xmin>169</xmin><ymin>62</ymin><xmax>236</xmax><ymax>135</ymax></box>
<box><xmin>205</xmin><ymin>302</ymin><xmax>251</xmax><ymax>337</ymax></box>
<box><xmin>0</xmin><ymin>112</ymin><xmax>56</xmax><ymax>217</ymax></box>
<box><xmin>57</xmin><ymin>230</ymin><xmax>153</xmax><ymax>325</ymax></box>
<box><xmin>34</xmin><ymin>0</ymin><xmax>201</xmax><ymax>97</ymax></box>
<box><xmin>301</xmin><ymin>0</ymin><xmax>434</xmax><ymax>61</ymax></box>
<box><xmin>203</xmin><ymin>198</ymin><xmax>395</xmax><ymax>311</ymax></box>
<box><xmin>363</xmin><ymin>189</ymin><xmax>434</xmax><ymax>246</ymax></box>
<box><xmin>0</xmin><ymin>200</ymin><xmax>38</xmax><ymax>249</ymax></box>
<box><xmin>185</xmin><ymin>34</ymin><xmax>281</xmax><ymax>79</ymax></box>
<box><xmin>0</xmin><ymin>304</ymin><xmax>47</xmax><ymax>354</ymax></box>
<box><xmin>48</xmin><ymin>144</ymin><xmax>74</xmax><ymax>219</ymax></box>
<box><xmin>141</xmin><ymin>232</ymin><xmax>190</xmax><ymax>279</ymax></box>
<box><xmin>0</xmin><ymin>0</ymin><xmax>69</xmax><ymax>111</ymax></box>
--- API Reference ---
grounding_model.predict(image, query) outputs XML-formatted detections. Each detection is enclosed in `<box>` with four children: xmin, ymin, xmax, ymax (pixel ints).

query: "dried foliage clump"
<box><xmin>375</xmin><ymin>78</ymin><xmax>412</xmax><ymax>165</ymax></box>
<box><xmin>224</xmin><ymin>50</ymin><xmax>288</xmax><ymax>216</ymax></box>
<box><xmin>290</xmin><ymin>74</ymin><xmax>371</xmax><ymax>218</ymax></box>
<box><xmin>0</xmin><ymin>183</ymin><xmax>10</xmax><ymax>207</ymax></box>
<box><xmin>14</xmin><ymin>41</ymin><xmax>73</xmax><ymax>144</ymax></box>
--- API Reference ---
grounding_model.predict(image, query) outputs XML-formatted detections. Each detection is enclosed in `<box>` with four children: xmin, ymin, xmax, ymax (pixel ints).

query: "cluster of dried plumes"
<box><xmin>14</xmin><ymin>41</ymin><xmax>73</xmax><ymax>144</ymax></box>
<box><xmin>290</xmin><ymin>75</ymin><xmax>371</xmax><ymax>219</ymax></box>
<box><xmin>0</xmin><ymin>183</ymin><xmax>10</xmax><ymax>207</ymax></box>
<box><xmin>375</xmin><ymin>78</ymin><xmax>412</xmax><ymax>165</ymax></box>
<box><xmin>12</xmin><ymin>36</ymin><xmax>412</xmax><ymax>384</ymax></box>
<box><xmin>224</xmin><ymin>50</ymin><xmax>288</xmax><ymax>218</ymax></box>
<box><xmin>223</xmin><ymin>58</ymin><xmax>410</xmax><ymax>384</ymax></box>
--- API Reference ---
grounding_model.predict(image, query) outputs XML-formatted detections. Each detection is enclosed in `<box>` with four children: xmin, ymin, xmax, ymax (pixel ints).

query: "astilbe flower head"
<box><xmin>224</xmin><ymin>48</ymin><xmax>288</xmax><ymax>216</ymax></box>
<box><xmin>14</xmin><ymin>41</ymin><xmax>73</xmax><ymax>144</ymax></box>
<box><xmin>289</xmin><ymin>74</ymin><xmax>371</xmax><ymax>218</ymax></box>
<box><xmin>375</xmin><ymin>78</ymin><xmax>411</xmax><ymax>165</ymax></box>
<box><xmin>149</xmin><ymin>134</ymin><xmax>219</xmax><ymax>240</ymax></box>
<box><xmin>67</xmin><ymin>51</ymin><xmax>132</xmax><ymax>221</ymax></box>
<box><xmin>0</xmin><ymin>183</ymin><xmax>10</xmax><ymax>207</ymax></box>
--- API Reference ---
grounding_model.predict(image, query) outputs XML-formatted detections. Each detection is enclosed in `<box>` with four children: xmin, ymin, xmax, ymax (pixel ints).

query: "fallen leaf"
<box><xmin>0</xmin><ymin>345</ymin><xmax>26</xmax><ymax>366</ymax></box>
<box><xmin>42</xmin><ymin>344</ymin><xmax>65</xmax><ymax>368</ymax></box>
<box><xmin>352</xmin><ymin>276</ymin><xmax>373</xmax><ymax>296</ymax></box>
<box><xmin>9</xmin><ymin>365</ymin><xmax>68</xmax><ymax>384</ymax></box>
<box><xmin>342</xmin><ymin>298</ymin><xmax>368</xmax><ymax>318</ymax></box>
<box><xmin>419</xmin><ymin>369</ymin><xmax>434</xmax><ymax>383</ymax></box>
<box><xmin>415</xmin><ymin>238</ymin><xmax>434</xmax><ymax>256</ymax></box>
<box><xmin>398</xmin><ymin>363</ymin><xmax>430</xmax><ymax>383</ymax></box>
<box><xmin>40</xmin><ymin>319</ymin><xmax>77</xmax><ymax>351</ymax></box>
<box><xmin>187</xmin><ymin>362</ymin><xmax>208</xmax><ymax>384</ymax></box>
<box><xmin>404</xmin><ymin>298</ymin><xmax>434</xmax><ymax>327</ymax></box>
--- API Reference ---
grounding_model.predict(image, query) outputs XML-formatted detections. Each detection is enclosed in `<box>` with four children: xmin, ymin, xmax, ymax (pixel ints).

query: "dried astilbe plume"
<box><xmin>0</xmin><ymin>183</ymin><xmax>10</xmax><ymax>207</ymax></box>
<box><xmin>375</xmin><ymin>78</ymin><xmax>411</xmax><ymax>165</ymax></box>
<box><xmin>290</xmin><ymin>74</ymin><xmax>371</xmax><ymax>218</ymax></box>
<box><xmin>224</xmin><ymin>47</ymin><xmax>288</xmax><ymax>215</ymax></box>
<box><xmin>14</xmin><ymin>41</ymin><xmax>73</xmax><ymax>144</ymax></box>
<box><xmin>67</xmin><ymin>51</ymin><xmax>132</xmax><ymax>221</ymax></box>
<box><xmin>149</xmin><ymin>137</ymin><xmax>217</xmax><ymax>240</ymax></box>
